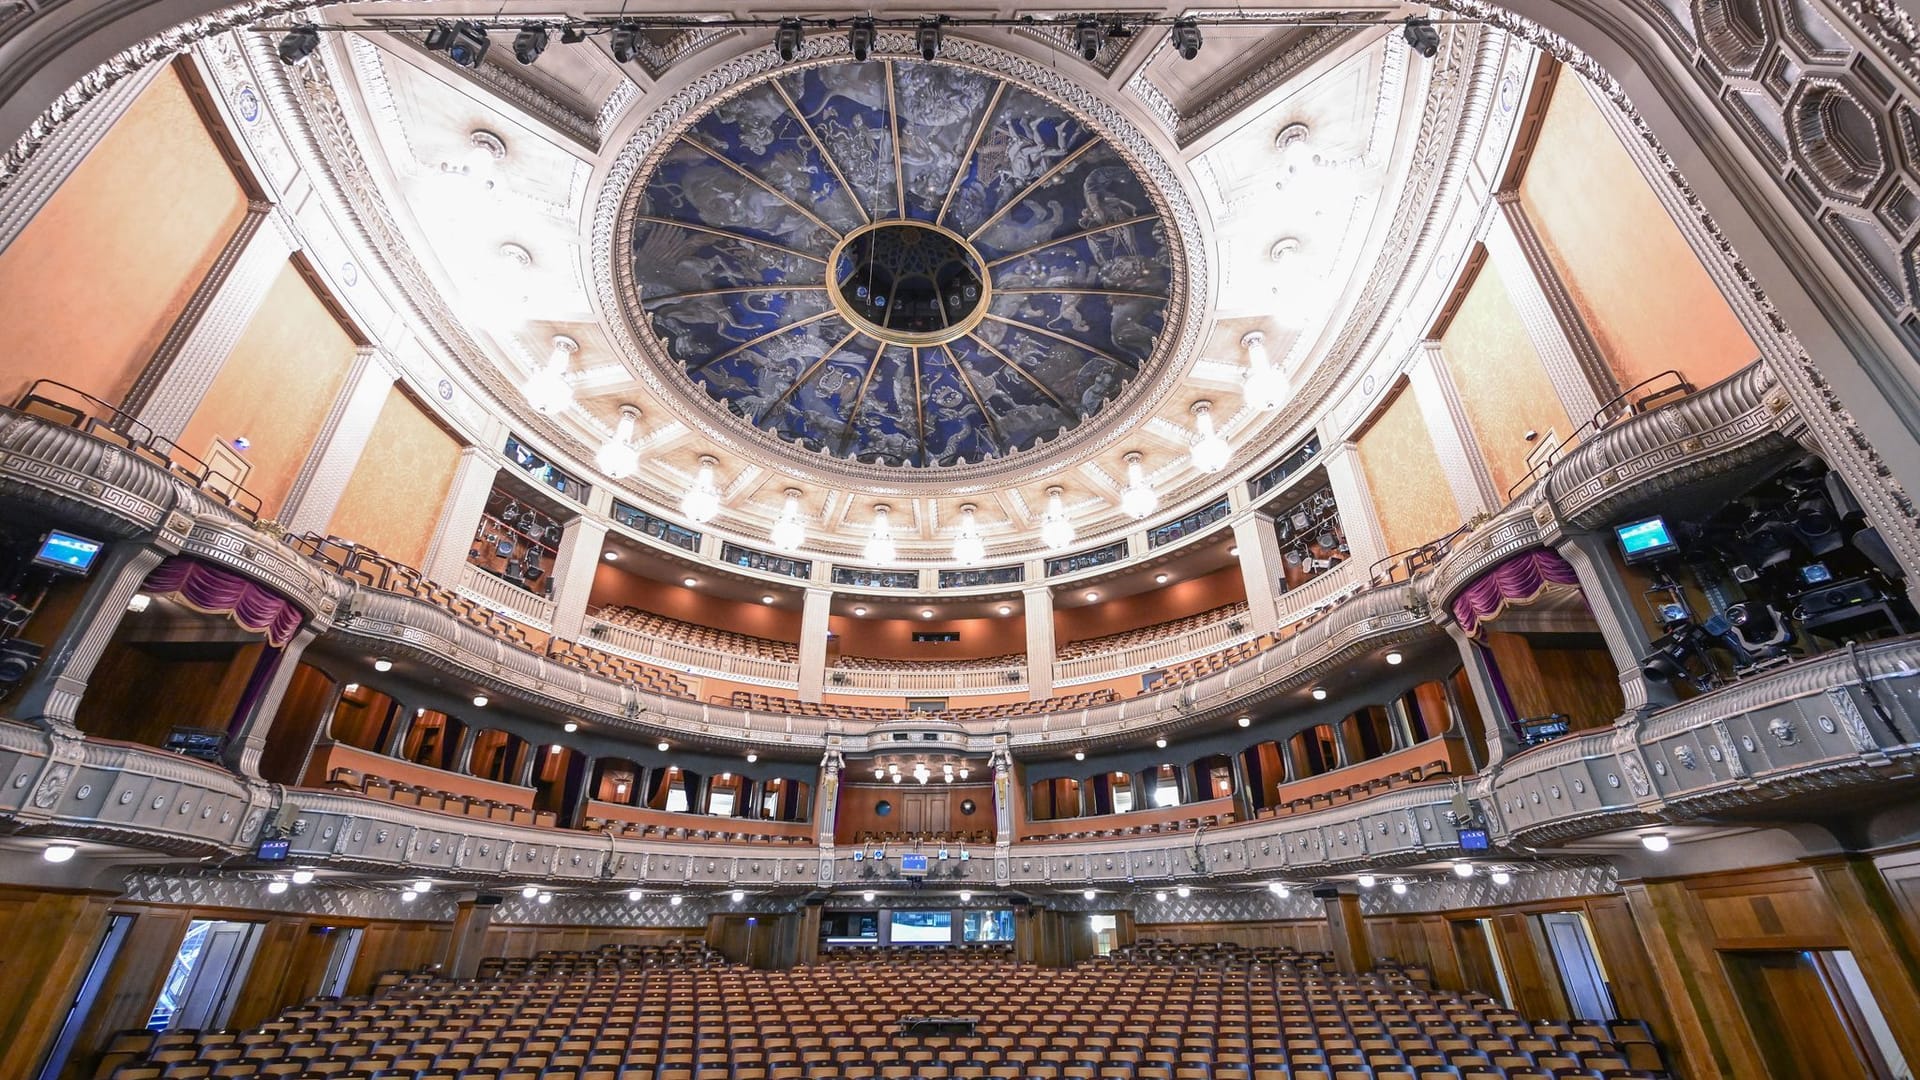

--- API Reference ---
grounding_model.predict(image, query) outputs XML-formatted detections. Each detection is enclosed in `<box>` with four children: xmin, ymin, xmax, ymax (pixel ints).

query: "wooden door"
<box><xmin>1725</xmin><ymin>950</ymin><xmax>1879</xmax><ymax>1079</ymax></box>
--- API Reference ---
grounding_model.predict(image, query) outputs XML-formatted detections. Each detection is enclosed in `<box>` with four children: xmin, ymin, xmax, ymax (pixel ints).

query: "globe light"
<box><xmin>596</xmin><ymin>404</ymin><xmax>642</xmax><ymax>478</ymax></box>
<box><xmin>1241</xmin><ymin>331</ymin><xmax>1287</xmax><ymax>411</ymax></box>
<box><xmin>680</xmin><ymin>456</ymin><xmax>722</xmax><ymax>524</ymax></box>
<box><xmin>522</xmin><ymin>335</ymin><xmax>577</xmax><ymax>415</ymax></box>
<box><xmin>952</xmin><ymin>504</ymin><xmax>986</xmax><ymax>565</ymax></box>
<box><xmin>1120</xmin><ymin>452</ymin><xmax>1158</xmax><ymax>518</ymax></box>
<box><xmin>864</xmin><ymin>504</ymin><xmax>897</xmax><ymax>565</ymax></box>
<box><xmin>1040</xmin><ymin>486</ymin><xmax>1076</xmax><ymax>551</ymax></box>
<box><xmin>1190</xmin><ymin>400</ymin><xmax>1231</xmax><ymax>473</ymax></box>
<box><xmin>769</xmin><ymin>488</ymin><xmax>807</xmax><ymax>552</ymax></box>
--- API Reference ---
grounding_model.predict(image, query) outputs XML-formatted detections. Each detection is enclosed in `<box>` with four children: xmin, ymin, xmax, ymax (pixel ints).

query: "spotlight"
<box><xmin>998</xmin><ymin>606</ymin><xmax>1012</xmax><ymax>616</ymax></box>
<box><xmin>1154</xmin><ymin>891</ymin><xmax>1168</xmax><ymax>902</ymax></box>
<box><xmin>1171</xmin><ymin>18</ymin><xmax>1203</xmax><ymax>60</ymax></box>
<box><xmin>1641</xmin><ymin>832</ymin><xmax>1671</xmax><ymax>853</ymax></box>
<box><xmin>522</xmin><ymin>885</ymin><xmax>540</xmax><ymax>898</ymax></box>
<box><xmin>43</xmin><ymin>843</ymin><xmax>76</xmax><ymax>863</ymax></box>
<box><xmin>1074</xmin><ymin>18</ymin><xmax>1103</xmax><ymax>62</ymax></box>
<box><xmin>1074</xmin><ymin>751</ymin><xmax>1085</xmax><ymax>761</ymax></box>
<box><xmin>853</xmin><ymin>606</ymin><xmax>867</xmax><ymax>616</ymax></box>
<box><xmin>561</xmin><ymin>27</ymin><xmax>587</xmax><ymax>44</ymax></box>
<box><xmin>374</xmin><ymin>658</ymin><xmax>393</xmax><ymax>672</ymax></box>
<box><xmin>412</xmin><ymin>880</ymin><xmax>433</xmax><ymax>893</ymax></box>
<box><xmin>603</xmin><ymin>551</ymin><xmax>617</xmax><ymax>561</ymax></box>
<box><xmin>762</xmin><ymin>596</ymin><xmax>775</xmax><ymax>605</ymax></box>
<box><xmin>1452</xmin><ymin>861</ymin><xmax>1474</xmax><ymax>878</ymax></box>
<box><xmin>426</xmin><ymin>21</ymin><xmax>490</xmax><ymax>68</ymax></box>
<box><xmin>849</xmin><ymin>17</ymin><xmax>876</xmax><ymax>61</ymax></box>
<box><xmin>609</xmin><ymin>23</ymin><xmax>640</xmax><ymax>64</ymax></box>
<box><xmin>732</xmin><ymin>890</ymin><xmax>746</xmax><ymax>903</ymax></box>
<box><xmin>563</xmin><ymin>721</ymin><xmax>578</xmax><ymax>733</ymax></box>
<box><xmin>670</xmin><ymin>895</ymin><xmax>683</xmax><ymax>906</ymax></box>
<box><xmin>537</xmin><ymin>892</ymin><xmax>553</xmax><ymax>904</ymax></box>
<box><xmin>746</xmin><ymin>752</ymin><xmax>758</xmax><ymax>763</ymax></box>
<box><xmin>1491</xmin><ymin>870</ymin><xmax>1512</xmax><ymax>885</ymax></box>
<box><xmin>776</xmin><ymin>18</ymin><xmax>804</xmax><ymax>62</ymax></box>
<box><xmin>342</xmin><ymin>683</ymin><xmax>359</xmax><ymax>695</ymax></box>
<box><xmin>1237</xmin><ymin>715</ymin><xmax>1251</xmax><ymax>728</ymax></box>
<box><xmin>1402</xmin><ymin>16</ymin><xmax>1441</xmax><ymax>59</ymax></box>
<box><xmin>1390</xmin><ymin>879</ymin><xmax>1408</xmax><ymax>895</ymax></box>
<box><xmin>1176</xmin><ymin>885</ymin><xmax>1191</xmax><ymax>898</ymax></box>
<box><xmin>513</xmin><ymin>24</ymin><xmax>549</xmax><ymax>65</ymax></box>
<box><xmin>863</xmin><ymin>890</ymin><xmax>876</xmax><ymax>902</ymax></box>
<box><xmin>1155</xmin><ymin>573</ymin><xmax>1169</xmax><ymax>584</ymax></box>
<box><xmin>278</xmin><ymin>25</ymin><xmax>321</xmax><ymax>64</ymax></box>
<box><xmin>1311</xmin><ymin>688</ymin><xmax>1328</xmax><ymax>701</ymax></box>
<box><xmin>916</xmin><ymin>17</ymin><xmax>944</xmax><ymax>61</ymax></box>
<box><xmin>267</xmin><ymin>880</ymin><xmax>289</xmax><ymax>895</ymax></box>
<box><xmin>628</xmin><ymin>888</ymin><xmax>644</xmax><ymax>901</ymax></box>
<box><xmin>472</xmin><ymin>695</ymin><xmax>488</xmax><ymax>708</ymax></box>
<box><xmin>291</xmin><ymin>869</ymin><xmax>315</xmax><ymax>885</ymax></box>
<box><xmin>1357</xmin><ymin>874</ymin><xmax>1376</xmax><ymax>889</ymax></box>
<box><xmin>658</xmin><ymin>741</ymin><xmax>670</xmax><ymax>752</ymax></box>
<box><xmin>683</xmin><ymin>577</ymin><xmax>698</xmax><ymax>588</ymax></box>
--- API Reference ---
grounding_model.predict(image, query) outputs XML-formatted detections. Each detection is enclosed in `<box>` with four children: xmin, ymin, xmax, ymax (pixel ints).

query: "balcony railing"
<box><xmin>585</xmin><ymin>616</ymin><xmax>800</xmax><ymax>687</ymax></box>
<box><xmin>456</xmin><ymin>563</ymin><xmax>556</xmax><ymax>630</ymax></box>
<box><xmin>826</xmin><ymin>664</ymin><xmax>1029</xmax><ymax>695</ymax></box>
<box><xmin>1054</xmin><ymin>610</ymin><xmax>1263</xmax><ymax>686</ymax></box>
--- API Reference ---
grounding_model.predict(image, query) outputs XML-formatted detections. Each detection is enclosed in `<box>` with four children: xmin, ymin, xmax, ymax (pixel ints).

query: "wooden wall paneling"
<box><xmin>0</xmin><ymin>888</ymin><xmax>114</xmax><ymax>1080</ymax></box>
<box><xmin>1723</xmin><ymin>950</ymin><xmax>1873</xmax><ymax>1079</ymax></box>
<box><xmin>344</xmin><ymin>922</ymin><xmax>447</xmax><ymax>997</ymax></box>
<box><xmin>1624</xmin><ymin>880</ymin><xmax>1763</xmax><ymax>1080</ymax></box>
<box><xmin>225</xmin><ymin>917</ymin><xmax>334</xmax><ymax>1031</ymax></box>
<box><xmin>1809</xmin><ymin>857</ymin><xmax>1920</xmax><ymax>1074</ymax></box>
<box><xmin>1492</xmin><ymin>911</ymin><xmax>1571</xmax><ymax>1019</ymax></box>
<box><xmin>62</xmin><ymin>907</ymin><xmax>193</xmax><ymax>1080</ymax></box>
<box><xmin>1687</xmin><ymin>865</ymin><xmax>1845</xmax><ymax>950</ymax></box>
<box><xmin>258</xmin><ymin>662</ymin><xmax>337</xmax><ymax>785</ymax></box>
<box><xmin>1579</xmin><ymin>895</ymin><xmax>1681</xmax><ymax>1064</ymax></box>
<box><xmin>1418</xmin><ymin>916</ymin><xmax>1463</xmax><ymax>991</ymax></box>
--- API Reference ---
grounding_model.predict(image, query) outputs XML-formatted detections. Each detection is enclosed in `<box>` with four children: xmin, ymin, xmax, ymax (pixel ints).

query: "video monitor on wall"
<box><xmin>889</xmin><ymin>910</ymin><xmax>953</xmax><ymax>944</ymax></box>
<box><xmin>1614</xmin><ymin>516</ymin><xmax>1680</xmax><ymax>564</ymax></box>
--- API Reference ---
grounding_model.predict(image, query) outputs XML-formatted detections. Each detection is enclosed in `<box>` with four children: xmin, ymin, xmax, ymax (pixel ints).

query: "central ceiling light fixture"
<box><xmin>952</xmin><ymin>504</ymin><xmax>986</xmax><ymax>565</ymax></box>
<box><xmin>1241</xmin><ymin>331</ymin><xmax>1286</xmax><ymax>411</ymax></box>
<box><xmin>680</xmin><ymin>455</ymin><xmax>722</xmax><ymax>524</ymax></box>
<box><xmin>864</xmin><ymin>505</ymin><xmax>897</xmax><ymax>565</ymax></box>
<box><xmin>1041</xmin><ymin>486</ymin><xmax>1075</xmax><ymax>551</ymax></box>
<box><xmin>522</xmin><ymin>335</ymin><xmax>576</xmax><ymax>415</ymax></box>
<box><xmin>770</xmin><ymin>488</ymin><xmax>807</xmax><ymax>552</ymax></box>
<box><xmin>1190</xmin><ymin>400</ymin><xmax>1231</xmax><ymax>473</ymax></box>
<box><xmin>596</xmin><ymin>404</ymin><xmax>642</xmax><ymax>479</ymax></box>
<box><xmin>1121</xmin><ymin>452</ymin><xmax>1158</xmax><ymax>518</ymax></box>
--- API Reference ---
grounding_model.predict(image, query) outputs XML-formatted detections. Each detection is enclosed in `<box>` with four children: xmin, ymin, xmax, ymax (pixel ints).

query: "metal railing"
<box><xmin>825</xmin><ymin>663</ymin><xmax>1029</xmax><ymax>694</ymax></box>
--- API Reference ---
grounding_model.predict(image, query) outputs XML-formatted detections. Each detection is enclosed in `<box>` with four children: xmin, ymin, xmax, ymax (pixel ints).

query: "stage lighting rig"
<box><xmin>849</xmin><ymin>17</ymin><xmax>876</xmax><ymax>61</ymax></box>
<box><xmin>1171</xmin><ymin>18</ymin><xmax>1203</xmax><ymax>59</ymax></box>
<box><xmin>277</xmin><ymin>25</ymin><xmax>321</xmax><ymax>63</ymax></box>
<box><xmin>513</xmin><ymin>24</ymin><xmax>549</xmax><ymax>65</ymax></box>
<box><xmin>916</xmin><ymin>17</ymin><xmax>944</xmax><ymax>60</ymax></box>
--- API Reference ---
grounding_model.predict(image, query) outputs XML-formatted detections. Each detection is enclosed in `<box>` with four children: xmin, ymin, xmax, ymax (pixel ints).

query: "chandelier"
<box><xmin>864</xmin><ymin>504</ymin><xmax>897</xmax><ymax>565</ymax></box>
<box><xmin>679</xmin><ymin>455</ymin><xmax>722</xmax><ymax>524</ymax></box>
<box><xmin>769</xmin><ymin>488</ymin><xmax>807</xmax><ymax>552</ymax></box>
<box><xmin>1190</xmin><ymin>400</ymin><xmax>1231</xmax><ymax>473</ymax></box>
<box><xmin>595</xmin><ymin>404</ymin><xmax>641</xmax><ymax>479</ymax></box>
<box><xmin>522</xmin><ymin>335</ymin><xmax>576</xmax><ymax>415</ymax></box>
<box><xmin>1121</xmin><ymin>452</ymin><xmax>1158</xmax><ymax>518</ymax></box>
<box><xmin>1040</xmin><ymin>486</ymin><xmax>1075</xmax><ymax>551</ymax></box>
<box><xmin>952</xmin><ymin>504</ymin><xmax>986</xmax><ymax>565</ymax></box>
<box><xmin>1241</xmin><ymin>331</ymin><xmax>1286</xmax><ymax>411</ymax></box>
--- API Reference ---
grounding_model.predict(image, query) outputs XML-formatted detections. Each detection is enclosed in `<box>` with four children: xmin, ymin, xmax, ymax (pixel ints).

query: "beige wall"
<box><xmin>1438</xmin><ymin>258</ymin><xmax>1575</xmax><ymax>497</ymax></box>
<box><xmin>0</xmin><ymin>63</ymin><xmax>249</xmax><ymax>407</ymax></box>
<box><xmin>1518</xmin><ymin>69</ymin><xmax>1755</xmax><ymax>392</ymax></box>
<box><xmin>1355</xmin><ymin>380</ymin><xmax>1460</xmax><ymax>556</ymax></box>
<box><xmin>176</xmin><ymin>258</ymin><xmax>359</xmax><ymax>518</ymax></box>
<box><xmin>329</xmin><ymin>385</ymin><xmax>464</xmax><ymax>567</ymax></box>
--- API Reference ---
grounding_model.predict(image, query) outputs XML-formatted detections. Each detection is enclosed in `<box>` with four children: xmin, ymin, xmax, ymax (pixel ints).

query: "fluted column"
<box><xmin>1023</xmin><ymin>584</ymin><xmax>1055</xmax><ymax>699</ymax></box>
<box><xmin>1484</xmin><ymin>192</ymin><xmax>1617</xmax><ymax>428</ymax></box>
<box><xmin>548</xmin><ymin>516</ymin><xmax>609</xmax><ymax>640</ymax></box>
<box><xmin>1554</xmin><ymin>529</ymin><xmax>1676</xmax><ymax>714</ymax></box>
<box><xmin>1408</xmin><ymin>342</ymin><xmax>1500</xmax><ymax>519</ymax></box>
<box><xmin>1321</xmin><ymin>442</ymin><xmax>1386</xmax><ymax>570</ymax></box>
<box><xmin>125</xmin><ymin>203</ymin><xmax>299</xmax><ymax>440</ymax></box>
<box><xmin>280</xmin><ymin>347</ymin><xmax>396</xmax><ymax>536</ymax></box>
<box><xmin>1232</xmin><ymin>513</ymin><xmax>1285</xmax><ymax>635</ymax></box>
<box><xmin>1445</xmin><ymin>621</ymin><xmax>1522</xmax><ymax>766</ymax></box>
<box><xmin>797</xmin><ymin>587</ymin><xmax>832</xmax><ymax>702</ymax></box>
<box><xmin>7</xmin><ymin>541</ymin><xmax>170</xmax><ymax>730</ymax></box>
<box><xmin>221</xmin><ymin>624</ymin><xmax>322</xmax><ymax>778</ymax></box>
<box><xmin>422</xmin><ymin>447</ymin><xmax>499</xmax><ymax>585</ymax></box>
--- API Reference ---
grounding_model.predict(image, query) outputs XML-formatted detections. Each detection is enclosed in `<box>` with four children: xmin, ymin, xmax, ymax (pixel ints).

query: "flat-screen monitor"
<box><xmin>1615</xmin><ymin>517</ymin><xmax>1680</xmax><ymax>564</ymax></box>
<box><xmin>33</xmin><ymin>530</ymin><xmax>102</xmax><ymax>575</ymax></box>
<box><xmin>889</xmin><ymin>910</ymin><xmax>952</xmax><ymax>944</ymax></box>
<box><xmin>900</xmin><ymin>853</ymin><xmax>929</xmax><ymax>875</ymax></box>
<box><xmin>256</xmin><ymin>838</ymin><xmax>291</xmax><ymax>862</ymax></box>
<box><xmin>1457</xmin><ymin>828</ymin><xmax>1490</xmax><ymax>851</ymax></box>
<box><xmin>1802</xmin><ymin>562</ymin><xmax>1834</xmax><ymax>584</ymax></box>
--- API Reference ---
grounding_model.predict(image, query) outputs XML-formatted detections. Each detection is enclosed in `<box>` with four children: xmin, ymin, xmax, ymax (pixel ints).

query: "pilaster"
<box><xmin>1408</xmin><ymin>341</ymin><xmax>1500</xmax><ymax>518</ymax></box>
<box><xmin>1321</xmin><ymin>441</ymin><xmax>1387</xmax><ymax>569</ymax></box>
<box><xmin>1554</xmin><ymin>529</ymin><xmax>1675</xmax><ymax>714</ymax></box>
<box><xmin>9</xmin><ymin>541</ymin><xmax>171</xmax><ymax>730</ymax></box>
<box><xmin>797</xmin><ymin>587</ymin><xmax>832</xmax><ymax>703</ymax></box>
<box><xmin>1231</xmin><ymin>513</ymin><xmax>1285</xmax><ymax>635</ymax></box>
<box><xmin>1445</xmin><ymin>620</ymin><xmax>1521</xmax><ymax>766</ymax></box>
<box><xmin>125</xmin><ymin>202</ymin><xmax>298</xmax><ymax>440</ymax></box>
<box><xmin>0</xmin><ymin>61</ymin><xmax>164</xmax><ymax>253</ymax></box>
<box><xmin>222</xmin><ymin>624</ymin><xmax>321</xmax><ymax>778</ymax></box>
<box><xmin>422</xmin><ymin>447</ymin><xmax>498</xmax><ymax>585</ymax></box>
<box><xmin>1022</xmin><ymin>584</ymin><xmax>1056</xmax><ymax>699</ymax></box>
<box><xmin>548</xmin><ymin>516</ymin><xmax>609</xmax><ymax>641</ymax></box>
<box><xmin>1485</xmin><ymin>192</ymin><xmax>1617</xmax><ymax>427</ymax></box>
<box><xmin>280</xmin><ymin>346</ymin><xmax>395</xmax><ymax>536</ymax></box>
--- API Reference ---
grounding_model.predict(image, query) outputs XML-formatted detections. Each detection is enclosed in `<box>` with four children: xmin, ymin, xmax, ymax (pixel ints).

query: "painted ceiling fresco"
<box><xmin>628</xmin><ymin>60</ymin><xmax>1173</xmax><ymax>469</ymax></box>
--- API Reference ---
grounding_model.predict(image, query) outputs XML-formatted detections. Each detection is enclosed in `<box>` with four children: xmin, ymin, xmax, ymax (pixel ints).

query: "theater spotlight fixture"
<box><xmin>425</xmin><ymin>20</ymin><xmax>490</xmax><ymax>67</ymax></box>
<box><xmin>1171</xmin><ymin>18</ymin><xmax>1203</xmax><ymax>60</ymax></box>
<box><xmin>776</xmin><ymin>18</ymin><xmax>804</xmax><ymax>62</ymax></box>
<box><xmin>512</xmin><ymin>24</ymin><xmax>549</xmax><ymax>64</ymax></box>
<box><xmin>609</xmin><ymin>22</ymin><xmax>641</xmax><ymax>64</ymax></box>
<box><xmin>848</xmin><ymin>17</ymin><xmax>876</xmax><ymax>61</ymax></box>
<box><xmin>1401</xmin><ymin>16</ymin><xmax>1440</xmax><ymax>58</ymax></box>
<box><xmin>1074</xmin><ymin>18</ymin><xmax>1103</xmax><ymax>61</ymax></box>
<box><xmin>916</xmin><ymin>17</ymin><xmax>944</xmax><ymax>60</ymax></box>
<box><xmin>277</xmin><ymin>24</ymin><xmax>321</xmax><ymax>64</ymax></box>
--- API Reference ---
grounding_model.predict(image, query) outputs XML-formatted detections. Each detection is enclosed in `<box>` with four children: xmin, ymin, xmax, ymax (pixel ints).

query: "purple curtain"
<box><xmin>1451</xmin><ymin>548</ymin><xmax>1580</xmax><ymax>637</ymax></box>
<box><xmin>142</xmin><ymin>556</ymin><xmax>306</xmax><ymax>647</ymax></box>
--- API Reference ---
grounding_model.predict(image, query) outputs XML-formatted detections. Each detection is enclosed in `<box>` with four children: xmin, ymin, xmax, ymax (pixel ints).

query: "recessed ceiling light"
<box><xmin>412</xmin><ymin>880</ymin><xmax>432</xmax><ymax>893</ymax></box>
<box><xmin>1452</xmin><ymin>860</ymin><xmax>1474</xmax><ymax>878</ymax></box>
<box><xmin>863</xmin><ymin>890</ymin><xmax>876</xmax><ymax>902</ymax></box>
<box><xmin>853</xmin><ymin>606</ymin><xmax>867</xmax><ymax>616</ymax></box>
<box><xmin>627</xmin><ymin>888</ymin><xmax>644</xmax><ymax>901</ymax></box>
<box><xmin>603</xmin><ymin>551</ymin><xmax>618</xmax><ymax>561</ymax></box>
<box><xmin>683</xmin><ymin>577</ymin><xmax>697</xmax><ymax>587</ymax></box>
<box><xmin>1357</xmin><ymin>874</ymin><xmax>1376</xmax><ymax>889</ymax></box>
<box><xmin>1390</xmin><ymin>880</ymin><xmax>1408</xmax><ymax>895</ymax></box>
<box><xmin>267</xmin><ymin>880</ymin><xmax>289</xmax><ymax>895</ymax></box>
<box><xmin>761</xmin><ymin>595</ymin><xmax>775</xmax><ymax>604</ymax></box>
<box><xmin>1155</xmin><ymin>737</ymin><xmax>1167</xmax><ymax>749</ymax></box>
<box><xmin>1154</xmin><ymin>890</ymin><xmax>1167</xmax><ymax>901</ymax></box>
<box><xmin>731</xmin><ymin>890</ymin><xmax>745</xmax><ymax>903</ymax></box>
<box><xmin>1237</xmin><ymin>715</ymin><xmax>1251</xmax><ymax>727</ymax></box>
<box><xmin>658</xmin><ymin>741</ymin><xmax>670</xmax><ymax>752</ymax></box>
<box><xmin>1385</xmin><ymin>651</ymin><xmax>1403</xmax><ymax>665</ymax></box>
<box><xmin>563</xmin><ymin>721</ymin><xmax>578</xmax><ymax>733</ymax></box>
<box><xmin>42</xmin><ymin>843</ymin><xmax>76</xmax><ymax>863</ymax></box>
<box><xmin>745</xmin><ymin>752</ymin><xmax>758</xmax><ymax>763</ymax></box>
<box><xmin>522</xmin><ymin>885</ymin><xmax>539</xmax><ymax>898</ymax></box>
<box><xmin>1267</xmin><ymin>882</ymin><xmax>1289</xmax><ymax>897</ymax></box>
<box><xmin>291</xmin><ymin>869</ymin><xmax>315</xmax><ymax>885</ymax></box>
<box><xmin>373</xmin><ymin>658</ymin><xmax>393</xmax><ymax>672</ymax></box>
<box><xmin>997</xmin><ymin>605</ymin><xmax>1012</xmax><ymax>616</ymax></box>
<box><xmin>472</xmin><ymin>695</ymin><xmax>488</xmax><ymax>708</ymax></box>
<box><xmin>1083</xmin><ymin>889</ymin><xmax>1096</xmax><ymax>900</ymax></box>
<box><xmin>1491</xmin><ymin>870</ymin><xmax>1512</xmax><ymax>885</ymax></box>
<box><xmin>959</xmin><ymin>891</ymin><xmax>972</xmax><ymax>902</ymax></box>
<box><xmin>1084</xmin><ymin>591</ymin><xmax>1099</xmax><ymax>602</ymax></box>
<box><xmin>343</xmin><ymin>683</ymin><xmax>359</xmax><ymax>694</ymax></box>
<box><xmin>538</xmin><ymin>892</ymin><xmax>553</xmax><ymax>904</ymax></box>
<box><xmin>1176</xmin><ymin>885</ymin><xmax>1191</xmax><ymax>898</ymax></box>
<box><xmin>1155</xmin><ymin>573</ymin><xmax>1169</xmax><ymax>584</ymax></box>
<box><xmin>1311</xmin><ymin>687</ymin><xmax>1328</xmax><ymax>700</ymax></box>
<box><xmin>1229</xmin><ymin>545</ymin><xmax>1240</xmax><ymax>557</ymax></box>
<box><xmin>921</xmin><ymin>609</ymin><xmax>934</xmax><ymax>619</ymax></box>
<box><xmin>1074</xmin><ymin>750</ymin><xmax>1085</xmax><ymax>761</ymax></box>
<box><xmin>401</xmin><ymin>890</ymin><xmax>419</xmax><ymax>902</ymax></box>
<box><xmin>1641</xmin><ymin>832</ymin><xmax>1671</xmax><ymax>852</ymax></box>
<box><xmin>670</xmin><ymin>895</ymin><xmax>683</xmax><ymax>906</ymax></box>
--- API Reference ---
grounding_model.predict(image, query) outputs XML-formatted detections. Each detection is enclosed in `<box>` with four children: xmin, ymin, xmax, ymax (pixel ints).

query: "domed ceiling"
<box><xmin>617</xmin><ymin>59</ymin><xmax>1180</xmax><ymax>470</ymax></box>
